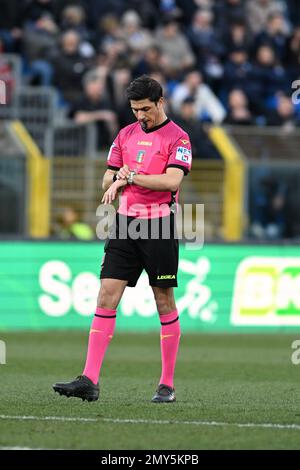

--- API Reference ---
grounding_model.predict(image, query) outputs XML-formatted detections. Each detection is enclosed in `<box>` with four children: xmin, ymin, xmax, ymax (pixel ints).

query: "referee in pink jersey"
<box><xmin>53</xmin><ymin>75</ymin><xmax>192</xmax><ymax>403</ymax></box>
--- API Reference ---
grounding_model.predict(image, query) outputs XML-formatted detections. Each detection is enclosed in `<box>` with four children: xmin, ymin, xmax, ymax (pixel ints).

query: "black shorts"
<box><xmin>100</xmin><ymin>213</ymin><xmax>178</xmax><ymax>288</ymax></box>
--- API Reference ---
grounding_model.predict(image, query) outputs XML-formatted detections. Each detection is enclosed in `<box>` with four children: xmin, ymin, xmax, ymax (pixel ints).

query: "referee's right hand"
<box><xmin>117</xmin><ymin>164</ymin><xmax>131</xmax><ymax>180</ymax></box>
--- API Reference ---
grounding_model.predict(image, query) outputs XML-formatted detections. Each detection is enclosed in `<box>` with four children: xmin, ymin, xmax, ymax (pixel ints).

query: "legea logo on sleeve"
<box><xmin>231</xmin><ymin>257</ymin><xmax>300</xmax><ymax>326</ymax></box>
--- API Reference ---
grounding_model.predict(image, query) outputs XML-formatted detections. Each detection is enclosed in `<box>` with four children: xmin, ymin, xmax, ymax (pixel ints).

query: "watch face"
<box><xmin>128</xmin><ymin>171</ymin><xmax>135</xmax><ymax>184</ymax></box>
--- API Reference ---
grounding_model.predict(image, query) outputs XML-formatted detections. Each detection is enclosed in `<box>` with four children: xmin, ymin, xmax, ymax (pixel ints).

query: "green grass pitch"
<box><xmin>0</xmin><ymin>331</ymin><xmax>300</xmax><ymax>450</ymax></box>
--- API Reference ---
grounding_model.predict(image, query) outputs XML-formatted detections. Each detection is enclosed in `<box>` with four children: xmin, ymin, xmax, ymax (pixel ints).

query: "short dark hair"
<box><xmin>126</xmin><ymin>75</ymin><xmax>163</xmax><ymax>103</ymax></box>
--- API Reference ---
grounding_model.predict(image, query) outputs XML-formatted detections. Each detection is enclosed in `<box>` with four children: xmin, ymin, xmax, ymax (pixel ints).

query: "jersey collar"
<box><xmin>142</xmin><ymin>118</ymin><xmax>170</xmax><ymax>133</ymax></box>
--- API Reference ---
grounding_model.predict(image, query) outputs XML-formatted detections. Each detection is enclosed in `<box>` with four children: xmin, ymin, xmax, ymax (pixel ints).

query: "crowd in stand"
<box><xmin>1</xmin><ymin>0</ymin><xmax>300</xmax><ymax>153</ymax></box>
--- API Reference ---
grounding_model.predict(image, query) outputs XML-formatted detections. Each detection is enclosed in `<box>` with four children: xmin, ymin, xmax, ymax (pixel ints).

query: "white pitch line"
<box><xmin>0</xmin><ymin>446</ymin><xmax>48</xmax><ymax>450</ymax></box>
<box><xmin>102</xmin><ymin>418</ymin><xmax>300</xmax><ymax>431</ymax></box>
<box><xmin>0</xmin><ymin>415</ymin><xmax>97</xmax><ymax>422</ymax></box>
<box><xmin>0</xmin><ymin>414</ymin><xmax>300</xmax><ymax>431</ymax></box>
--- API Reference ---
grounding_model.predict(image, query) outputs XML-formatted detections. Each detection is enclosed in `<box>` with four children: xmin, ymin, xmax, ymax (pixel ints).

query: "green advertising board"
<box><xmin>0</xmin><ymin>242</ymin><xmax>300</xmax><ymax>331</ymax></box>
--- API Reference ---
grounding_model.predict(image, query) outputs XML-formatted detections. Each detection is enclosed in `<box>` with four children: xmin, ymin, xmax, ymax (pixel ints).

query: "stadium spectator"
<box><xmin>120</xmin><ymin>10</ymin><xmax>154</xmax><ymax>66</ymax></box>
<box><xmin>52</xmin><ymin>206</ymin><xmax>95</xmax><ymax>240</ymax></box>
<box><xmin>60</xmin><ymin>4</ymin><xmax>89</xmax><ymax>37</ymax></box>
<box><xmin>172</xmin><ymin>96</ymin><xmax>221</xmax><ymax>159</ymax></box>
<box><xmin>252</xmin><ymin>11</ymin><xmax>290</xmax><ymax>62</ymax></box>
<box><xmin>222</xmin><ymin>46</ymin><xmax>254</xmax><ymax>99</ymax></box>
<box><xmin>170</xmin><ymin>0</ymin><xmax>212</xmax><ymax>25</ymax></box>
<box><xmin>85</xmin><ymin>0</ymin><xmax>126</xmax><ymax>30</ymax></box>
<box><xmin>224</xmin><ymin>88</ymin><xmax>255</xmax><ymax>125</ymax></box>
<box><xmin>125</xmin><ymin>0</ymin><xmax>160</xmax><ymax>29</ymax></box>
<box><xmin>171</xmin><ymin>69</ymin><xmax>226</xmax><ymax>123</ymax></box>
<box><xmin>250</xmin><ymin>174</ymin><xmax>288</xmax><ymax>239</ymax></box>
<box><xmin>215</xmin><ymin>0</ymin><xmax>247</xmax><ymax>36</ymax></box>
<box><xmin>93</xmin><ymin>14</ymin><xmax>124</xmax><ymax>53</ymax></box>
<box><xmin>246</xmin><ymin>0</ymin><xmax>288</xmax><ymax>35</ymax></box>
<box><xmin>22</xmin><ymin>0</ymin><xmax>59</xmax><ymax>25</ymax></box>
<box><xmin>51</xmin><ymin>30</ymin><xmax>93</xmax><ymax>105</ymax></box>
<box><xmin>133</xmin><ymin>45</ymin><xmax>164</xmax><ymax>78</ymax></box>
<box><xmin>60</xmin><ymin>4</ymin><xmax>95</xmax><ymax>58</ymax></box>
<box><xmin>251</xmin><ymin>44</ymin><xmax>289</xmax><ymax>105</ymax></box>
<box><xmin>92</xmin><ymin>15</ymin><xmax>130</xmax><ymax>70</ymax></box>
<box><xmin>22</xmin><ymin>13</ymin><xmax>58</xmax><ymax>86</ymax></box>
<box><xmin>155</xmin><ymin>17</ymin><xmax>196</xmax><ymax>78</ymax></box>
<box><xmin>223</xmin><ymin>20</ymin><xmax>252</xmax><ymax>57</ymax></box>
<box><xmin>266</xmin><ymin>94</ymin><xmax>299</xmax><ymax>128</ymax></box>
<box><xmin>69</xmin><ymin>69</ymin><xmax>118</xmax><ymax>148</ymax></box>
<box><xmin>186</xmin><ymin>9</ymin><xmax>224</xmax><ymax>80</ymax></box>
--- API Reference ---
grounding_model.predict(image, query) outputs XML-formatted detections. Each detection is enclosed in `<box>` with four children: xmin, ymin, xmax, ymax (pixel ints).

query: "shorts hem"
<box><xmin>100</xmin><ymin>275</ymin><xmax>138</xmax><ymax>287</ymax></box>
<box><xmin>149</xmin><ymin>281</ymin><xmax>178</xmax><ymax>288</ymax></box>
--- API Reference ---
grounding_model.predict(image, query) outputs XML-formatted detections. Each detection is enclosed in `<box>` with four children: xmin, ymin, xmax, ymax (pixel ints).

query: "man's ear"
<box><xmin>157</xmin><ymin>97</ymin><xmax>164</xmax><ymax>109</ymax></box>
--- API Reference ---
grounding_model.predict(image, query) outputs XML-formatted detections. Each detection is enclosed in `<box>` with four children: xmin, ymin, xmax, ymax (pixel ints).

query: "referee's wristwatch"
<box><xmin>127</xmin><ymin>170</ymin><xmax>136</xmax><ymax>185</ymax></box>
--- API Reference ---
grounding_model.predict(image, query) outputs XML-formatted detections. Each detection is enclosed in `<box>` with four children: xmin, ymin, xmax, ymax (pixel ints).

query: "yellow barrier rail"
<box><xmin>10</xmin><ymin>121</ymin><xmax>50</xmax><ymax>237</ymax></box>
<box><xmin>209</xmin><ymin>126</ymin><xmax>246</xmax><ymax>241</ymax></box>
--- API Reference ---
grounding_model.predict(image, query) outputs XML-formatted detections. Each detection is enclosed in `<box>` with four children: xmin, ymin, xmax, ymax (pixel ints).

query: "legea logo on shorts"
<box><xmin>231</xmin><ymin>257</ymin><xmax>300</xmax><ymax>326</ymax></box>
<box><xmin>157</xmin><ymin>274</ymin><xmax>176</xmax><ymax>280</ymax></box>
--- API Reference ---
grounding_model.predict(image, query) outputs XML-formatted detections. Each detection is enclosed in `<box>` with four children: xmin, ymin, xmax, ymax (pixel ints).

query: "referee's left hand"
<box><xmin>101</xmin><ymin>179</ymin><xmax>127</xmax><ymax>204</ymax></box>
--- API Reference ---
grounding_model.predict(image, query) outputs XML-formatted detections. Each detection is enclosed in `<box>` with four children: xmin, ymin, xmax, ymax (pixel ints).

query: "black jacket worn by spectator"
<box><xmin>52</xmin><ymin>51</ymin><xmax>91</xmax><ymax>104</ymax></box>
<box><xmin>69</xmin><ymin>96</ymin><xmax>114</xmax><ymax>148</ymax></box>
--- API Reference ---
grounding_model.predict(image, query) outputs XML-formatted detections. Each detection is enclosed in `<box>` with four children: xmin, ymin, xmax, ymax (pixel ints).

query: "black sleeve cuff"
<box><xmin>166</xmin><ymin>164</ymin><xmax>189</xmax><ymax>175</ymax></box>
<box><xmin>107</xmin><ymin>165</ymin><xmax>121</xmax><ymax>171</ymax></box>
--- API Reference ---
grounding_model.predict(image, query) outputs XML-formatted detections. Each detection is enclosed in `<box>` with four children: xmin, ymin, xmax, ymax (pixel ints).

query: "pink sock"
<box><xmin>159</xmin><ymin>309</ymin><xmax>181</xmax><ymax>389</ymax></box>
<box><xmin>82</xmin><ymin>307</ymin><xmax>116</xmax><ymax>384</ymax></box>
